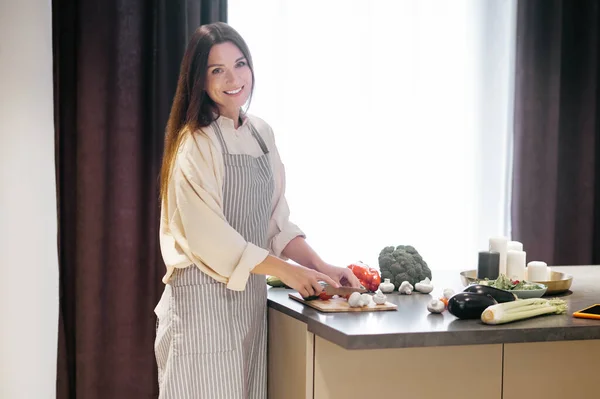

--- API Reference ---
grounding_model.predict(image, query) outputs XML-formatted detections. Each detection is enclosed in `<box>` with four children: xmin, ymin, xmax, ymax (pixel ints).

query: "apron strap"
<box><xmin>212</xmin><ymin>121</ymin><xmax>230</xmax><ymax>153</ymax></box>
<box><xmin>249</xmin><ymin>124</ymin><xmax>270</xmax><ymax>155</ymax></box>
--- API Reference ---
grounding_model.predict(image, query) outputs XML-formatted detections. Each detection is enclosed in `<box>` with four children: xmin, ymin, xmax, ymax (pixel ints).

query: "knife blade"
<box><xmin>323</xmin><ymin>284</ymin><xmax>367</xmax><ymax>296</ymax></box>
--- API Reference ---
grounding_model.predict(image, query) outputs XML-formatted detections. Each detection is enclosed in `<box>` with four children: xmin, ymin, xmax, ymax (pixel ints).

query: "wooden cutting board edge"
<box><xmin>288</xmin><ymin>292</ymin><xmax>397</xmax><ymax>312</ymax></box>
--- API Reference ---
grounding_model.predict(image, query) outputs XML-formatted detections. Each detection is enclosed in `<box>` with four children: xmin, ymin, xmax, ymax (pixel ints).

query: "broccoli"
<box><xmin>378</xmin><ymin>245</ymin><xmax>432</xmax><ymax>290</ymax></box>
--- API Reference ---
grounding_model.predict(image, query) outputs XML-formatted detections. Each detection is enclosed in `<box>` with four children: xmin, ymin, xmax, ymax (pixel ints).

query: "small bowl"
<box><xmin>527</xmin><ymin>270</ymin><xmax>573</xmax><ymax>295</ymax></box>
<box><xmin>509</xmin><ymin>284</ymin><xmax>547</xmax><ymax>299</ymax></box>
<box><xmin>459</xmin><ymin>270</ymin><xmax>553</xmax><ymax>298</ymax></box>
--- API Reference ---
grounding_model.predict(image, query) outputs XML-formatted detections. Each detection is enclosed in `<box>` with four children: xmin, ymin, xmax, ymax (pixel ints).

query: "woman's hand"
<box><xmin>319</xmin><ymin>264</ymin><xmax>362</xmax><ymax>288</ymax></box>
<box><xmin>278</xmin><ymin>264</ymin><xmax>339</xmax><ymax>298</ymax></box>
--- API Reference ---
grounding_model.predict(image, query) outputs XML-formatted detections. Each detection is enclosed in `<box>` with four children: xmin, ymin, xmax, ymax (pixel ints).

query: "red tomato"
<box><xmin>319</xmin><ymin>291</ymin><xmax>333</xmax><ymax>300</ymax></box>
<box><xmin>347</xmin><ymin>263</ymin><xmax>382</xmax><ymax>292</ymax></box>
<box><xmin>370</xmin><ymin>272</ymin><xmax>381</xmax><ymax>291</ymax></box>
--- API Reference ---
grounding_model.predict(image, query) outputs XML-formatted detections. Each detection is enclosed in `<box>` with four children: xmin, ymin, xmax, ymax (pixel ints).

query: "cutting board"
<box><xmin>288</xmin><ymin>292</ymin><xmax>397</xmax><ymax>313</ymax></box>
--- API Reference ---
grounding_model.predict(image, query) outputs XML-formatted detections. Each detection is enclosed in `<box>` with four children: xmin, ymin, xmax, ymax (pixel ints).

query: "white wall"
<box><xmin>0</xmin><ymin>1</ymin><xmax>59</xmax><ymax>398</ymax></box>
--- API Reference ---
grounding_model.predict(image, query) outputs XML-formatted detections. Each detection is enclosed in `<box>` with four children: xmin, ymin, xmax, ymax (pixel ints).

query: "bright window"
<box><xmin>230</xmin><ymin>0</ymin><xmax>517</xmax><ymax>271</ymax></box>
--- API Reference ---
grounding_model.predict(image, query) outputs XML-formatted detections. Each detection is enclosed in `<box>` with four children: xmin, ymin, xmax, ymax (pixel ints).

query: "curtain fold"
<box><xmin>53</xmin><ymin>1</ymin><xmax>227</xmax><ymax>397</ymax></box>
<box><xmin>511</xmin><ymin>0</ymin><xmax>600</xmax><ymax>266</ymax></box>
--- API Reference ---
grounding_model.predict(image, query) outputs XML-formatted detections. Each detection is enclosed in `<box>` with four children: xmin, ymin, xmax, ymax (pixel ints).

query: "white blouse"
<box><xmin>159</xmin><ymin>114</ymin><xmax>304</xmax><ymax>290</ymax></box>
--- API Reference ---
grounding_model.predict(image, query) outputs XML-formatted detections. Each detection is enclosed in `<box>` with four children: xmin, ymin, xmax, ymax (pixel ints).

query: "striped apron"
<box><xmin>155</xmin><ymin>121</ymin><xmax>274</xmax><ymax>399</ymax></box>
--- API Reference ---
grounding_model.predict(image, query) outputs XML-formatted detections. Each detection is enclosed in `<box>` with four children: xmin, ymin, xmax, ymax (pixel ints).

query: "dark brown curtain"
<box><xmin>512</xmin><ymin>0</ymin><xmax>600</xmax><ymax>266</ymax></box>
<box><xmin>53</xmin><ymin>1</ymin><xmax>227</xmax><ymax>398</ymax></box>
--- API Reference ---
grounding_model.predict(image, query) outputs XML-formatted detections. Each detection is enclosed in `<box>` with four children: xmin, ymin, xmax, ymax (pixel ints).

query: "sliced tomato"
<box><xmin>319</xmin><ymin>291</ymin><xmax>333</xmax><ymax>300</ymax></box>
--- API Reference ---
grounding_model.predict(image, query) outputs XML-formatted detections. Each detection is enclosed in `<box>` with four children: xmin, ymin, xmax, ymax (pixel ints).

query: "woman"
<box><xmin>154</xmin><ymin>22</ymin><xmax>360</xmax><ymax>398</ymax></box>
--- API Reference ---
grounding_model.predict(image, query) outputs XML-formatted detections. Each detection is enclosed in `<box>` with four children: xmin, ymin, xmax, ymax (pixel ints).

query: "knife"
<box><xmin>322</xmin><ymin>284</ymin><xmax>367</xmax><ymax>296</ymax></box>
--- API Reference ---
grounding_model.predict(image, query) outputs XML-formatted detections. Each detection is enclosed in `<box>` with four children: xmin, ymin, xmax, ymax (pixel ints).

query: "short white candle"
<box><xmin>507</xmin><ymin>241</ymin><xmax>523</xmax><ymax>251</ymax></box>
<box><xmin>489</xmin><ymin>237</ymin><xmax>508</xmax><ymax>276</ymax></box>
<box><xmin>527</xmin><ymin>261</ymin><xmax>548</xmax><ymax>281</ymax></box>
<box><xmin>506</xmin><ymin>250</ymin><xmax>526</xmax><ymax>281</ymax></box>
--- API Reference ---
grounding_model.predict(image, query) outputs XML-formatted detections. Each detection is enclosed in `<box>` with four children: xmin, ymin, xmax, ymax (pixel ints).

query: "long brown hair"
<box><xmin>159</xmin><ymin>22</ymin><xmax>255</xmax><ymax>204</ymax></box>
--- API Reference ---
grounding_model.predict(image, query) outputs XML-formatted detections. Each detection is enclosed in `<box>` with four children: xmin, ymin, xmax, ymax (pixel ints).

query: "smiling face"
<box><xmin>205</xmin><ymin>41</ymin><xmax>253</xmax><ymax>121</ymax></box>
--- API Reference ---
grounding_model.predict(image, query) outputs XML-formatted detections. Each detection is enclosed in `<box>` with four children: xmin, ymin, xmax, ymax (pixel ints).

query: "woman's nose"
<box><xmin>224</xmin><ymin>70</ymin><xmax>239</xmax><ymax>85</ymax></box>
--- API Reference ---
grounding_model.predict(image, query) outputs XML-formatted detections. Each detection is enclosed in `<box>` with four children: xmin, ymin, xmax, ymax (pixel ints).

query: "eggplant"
<box><xmin>447</xmin><ymin>292</ymin><xmax>498</xmax><ymax>320</ymax></box>
<box><xmin>463</xmin><ymin>284</ymin><xmax>517</xmax><ymax>303</ymax></box>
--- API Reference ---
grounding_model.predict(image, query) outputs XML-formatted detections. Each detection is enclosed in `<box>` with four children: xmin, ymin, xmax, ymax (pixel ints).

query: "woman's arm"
<box><xmin>281</xmin><ymin>237</ymin><xmax>361</xmax><ymax>288</ymax></box>
<box><xmin>281</xmin><ymin>236</ymin><xmax>326</xmax><ymax>271</ymax></box>
<box><xmin>251</xmin><ymin>254</ymin><xmax>338</xmax><ymax>298</ymax></box>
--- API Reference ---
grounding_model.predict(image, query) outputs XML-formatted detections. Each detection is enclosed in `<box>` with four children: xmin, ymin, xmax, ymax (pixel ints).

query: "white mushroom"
<box><xmin>415</xmin><ymin>278</ymin><xmax>434</xmax><ymax>294</ymax></box>
<box><xmin>427</xmin><ymin>299</ymin><xmax>445</xmax><ymax>314</ymax></box>
<box><xmin>348</xmin><ymin>292</ymin><xmax>363</xmax><ymax>308</ymax></box>
<box><xmin>443</xmin><ymin>288</ymin><xmax>455</xmax><ymax>299</ymax></box>
<box><xmin>373</xmin><ymin>289</ymin><xmax>387</xmax><ymax>305</ymax></box>
<box><xmin>360</xmin><ymin>293</ymin><xmax>373</xmax><ymax>306</ymax></box>
<box><xmin>399</xmin><ymin>281</ymin><xmax>414</xmax><ymax>295</ymax></box>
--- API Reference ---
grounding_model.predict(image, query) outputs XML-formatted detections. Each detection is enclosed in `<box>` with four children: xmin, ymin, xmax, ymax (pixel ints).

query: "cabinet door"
<box><xmin>313</xmin><ymin>337</ymin><xmax>502</xmax><ymax>399</ymax></box>
<box><xmin>268</xmin><ymin>308</ymin><xmax>314</xmax><ymax>399</ymax></box>
<box><xmin>503</xmin><ymin>340</ymin><xmax>600</xmax><ymax>399</ymax></box>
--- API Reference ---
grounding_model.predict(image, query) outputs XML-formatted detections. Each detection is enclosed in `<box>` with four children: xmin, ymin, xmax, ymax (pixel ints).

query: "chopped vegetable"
<box><xmin>481</xmin><ymin>298</ymin><xmax>568</xmax><ymax>325</ymax></box>
<box><xmin>427</xmin><ymin>299</ymin><xmax>445</xmax><ymax>313</ymax></box>
<box><xmin>318</xmin><ymin>291</ymin><xmax>333</xmax><ymax>300</ymax></box>
<box><xmin>399</xmin><ymin>281</ymin><xmax>414</xmax><ymax>295</ymax></box>
<box><xmin>415</xmin><ymin>277</ymin><xmax>434</xmax><ymax>294</ymax></box>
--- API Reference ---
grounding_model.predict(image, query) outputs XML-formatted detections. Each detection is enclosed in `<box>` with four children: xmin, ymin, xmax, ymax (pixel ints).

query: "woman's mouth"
<box><xmin>224</xmin><ymin>86</ymin><xmax>243</xmax><ymax>96</ymax></box>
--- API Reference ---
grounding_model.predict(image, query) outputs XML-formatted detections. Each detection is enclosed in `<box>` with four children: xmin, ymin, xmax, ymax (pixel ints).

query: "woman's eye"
<box><xmin>236</xmin><ymin>61</ymin><xmax>247</xmax><ymax>67</ymax></box>
<box><xmin>212</xmin><ymin>68</ymin><xmax>223</xmax><ymax>74</ymax></box>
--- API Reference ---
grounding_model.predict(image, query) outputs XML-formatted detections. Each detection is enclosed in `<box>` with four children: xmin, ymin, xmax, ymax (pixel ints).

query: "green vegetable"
<box><xmin>378</xmin><ymin>245</ymin><xmax>432</xmax><ymax>290</ymax></box>
<box><xmin>478</xmin><ymin>274</ymin><xmax>544</xmax><ymax>291</ymax></box>
<box><xmin>266</xmin><ymin>276</ymin><xmax>289</xmax><ymax>288</ymax></box>
<box><xmin>481</xmin><ymin>298</ymin><xmax>568</xmax><ymax>325</ymax></box>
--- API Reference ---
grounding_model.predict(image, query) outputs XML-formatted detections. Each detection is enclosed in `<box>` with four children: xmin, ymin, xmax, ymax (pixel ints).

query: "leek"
<box><xmin>481</xmin><ymin>298</ymin><xmax>568</xmax><ymax>325</ymax></box>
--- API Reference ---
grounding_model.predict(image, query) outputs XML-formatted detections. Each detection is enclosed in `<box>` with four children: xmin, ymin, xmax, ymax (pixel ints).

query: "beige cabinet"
<box><xmin>268</xmin><ymin>308</ymin><xmax>314</xmax><ymax>399</ymax></box>
<box><xmin>268</xmin><ymin>309</ymin><xmax>502</xmax><ymax>399</ymax></box>
<box><xmin>313</xmin><ymin>336</ymin><xmax>502</xmax><ymax>399</ymax></box>
<box><xmin>503</xmin><ymin>340</ymin><xmax>600</xmax><ymax>399</ymax></box>
<box><xmin>269</xmin><ymin>309</ymin><xmax>600</xmax><ymax>399</ymax></box>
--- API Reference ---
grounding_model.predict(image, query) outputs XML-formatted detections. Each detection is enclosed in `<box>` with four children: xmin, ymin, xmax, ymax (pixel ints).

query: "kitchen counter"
<box><xmin>267</xmin><ymin>265</ymin><xmax>600</xmax><ymax>399</ymax></box>
<box><xmin>267</xmin><ymin>265</ymin><xmax>600</xmax><ymax>350</ymax></box>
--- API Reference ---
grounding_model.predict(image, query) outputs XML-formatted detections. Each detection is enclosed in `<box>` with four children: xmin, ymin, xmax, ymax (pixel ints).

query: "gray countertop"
<box><xmin>267</xmin><ymin>266</ymin><xmax>600</xmax><ymax>349</ymax></box>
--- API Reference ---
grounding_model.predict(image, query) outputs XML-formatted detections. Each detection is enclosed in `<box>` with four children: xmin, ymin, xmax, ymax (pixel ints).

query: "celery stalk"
<box><xmin>481</xmin><ymin>298</ymin><xmax>567</xmax><ymax>325</ymax></box>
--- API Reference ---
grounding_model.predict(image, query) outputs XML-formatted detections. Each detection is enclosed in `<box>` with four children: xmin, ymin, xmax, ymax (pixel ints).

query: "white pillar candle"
<box><xmin>489</xmin><ymin>237</ymin><xmax>508</xmax><ymax>276</ymax></box>
<box><xmin>507</xmin><ymin>241</ymin><xmax>523</xmax><ymax>251</ymax></box>
<box><xmin>527</xmin><ymin>261</ymin><xmax>548</xmax><ymax>281</ymax></box>
<box><xmin>506</xmin><ymin>250</ymin><xmax>526</xmax><ymax>281</ymax></box>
